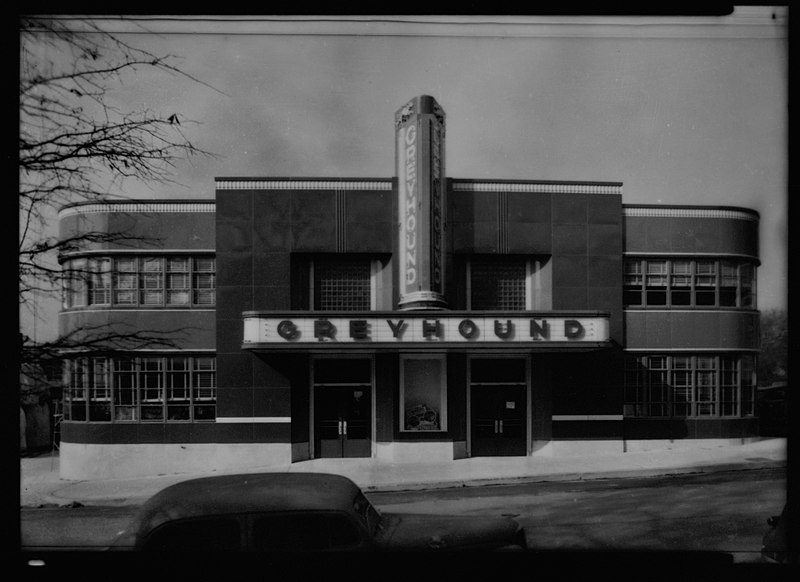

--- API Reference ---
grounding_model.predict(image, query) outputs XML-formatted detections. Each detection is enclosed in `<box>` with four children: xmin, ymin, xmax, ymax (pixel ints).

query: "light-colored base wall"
<box><xmin>375</xmin><ymin>441</ymin><xmax>464</xmax><ymax>463</ymax></box>
<box><xmin>59</xmin><ymin>442</ymin><xmax>292</xmax><ymax>480</ymax></box>
<box><xmin>623</xmin><ymin>437</ymin><xmax>764</xmax><ymax>453</ymax></box>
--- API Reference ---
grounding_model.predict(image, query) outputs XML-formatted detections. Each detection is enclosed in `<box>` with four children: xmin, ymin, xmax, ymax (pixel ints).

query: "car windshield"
<box><xmin>353</xmin><ymin>492</ymin><xmax>381</xmax><ymax>534</ymax></box>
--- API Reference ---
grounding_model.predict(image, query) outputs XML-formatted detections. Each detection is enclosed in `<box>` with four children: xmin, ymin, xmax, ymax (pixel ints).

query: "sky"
<box><xmin>21</xmin><ymin>9</ymin><xmax>788</xmax><ymax>341</ymax></box>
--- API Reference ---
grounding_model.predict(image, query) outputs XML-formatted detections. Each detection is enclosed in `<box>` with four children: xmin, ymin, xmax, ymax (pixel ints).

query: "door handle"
<box><xmin>338</xmin><ymin>420</ymin><xmax>343</xmax><ymax>436</ymax></box>
<box><xmin>499</xmin><ymin>420</ymin><xmax>504</xmax><ymax>434</ymax></box>
<box><xmin>494</xmin><ymin>420</ymin><xmax>499</xmax><ymax>433</ymax></box>
<box><xmin>342</xmin><ymin>420</ymin><xmax>348</xmax><ymax>437</ymax></box>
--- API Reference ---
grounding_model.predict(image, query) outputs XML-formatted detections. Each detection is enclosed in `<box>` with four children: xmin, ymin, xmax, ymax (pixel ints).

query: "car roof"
<box><xmin>127</xmin><ymin>472</ymin><xmax>365</xmax><ymax>538</ymax></box>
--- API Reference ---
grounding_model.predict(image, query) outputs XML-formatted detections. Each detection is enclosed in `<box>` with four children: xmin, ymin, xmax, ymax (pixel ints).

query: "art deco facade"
<box><xmin>57</xmin><ymin>96</ymin><xmax>760</xmax><ymax>479</ymax></box>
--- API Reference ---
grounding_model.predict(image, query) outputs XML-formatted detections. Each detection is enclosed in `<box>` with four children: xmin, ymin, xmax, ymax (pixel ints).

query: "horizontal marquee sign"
<box><xmin>242</xmin><ymin>314</ymin><xmax>610</xmax><ymax>347</ymax></box>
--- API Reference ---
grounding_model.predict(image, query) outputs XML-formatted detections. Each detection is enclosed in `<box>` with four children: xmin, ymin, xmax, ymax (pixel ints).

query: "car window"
<box><xmin>142</xmin><ymin>517</ymin><xmax>241</xmax><ymax>551</ymax></box>
<box><xmin>252</xmin><ymin>512</ymin><xmax>362</xmax><ymax>551</ymax></box>
<box><xmin>353</xmin><ymin>492</ymin><xmax>381</xmax><ymax>534</ymax></box>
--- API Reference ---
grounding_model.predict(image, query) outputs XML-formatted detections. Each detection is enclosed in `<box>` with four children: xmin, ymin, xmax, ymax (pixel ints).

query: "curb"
<box><xmin>359</xmin><ymin>459</ymin><xmax>786</xmax><ymax>493</ymax></box>
<box><xmin>22</xmin><ymin>459</ymin><xmax>786</xmax><ymax>506</ymax></box>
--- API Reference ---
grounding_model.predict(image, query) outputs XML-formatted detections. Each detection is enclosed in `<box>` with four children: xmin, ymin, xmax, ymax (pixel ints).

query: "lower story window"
<box><xmin>624</xmin><ymin>354</ymin><xmax>755</xmax><ymax>418</ymax></box>
<box><xmin>400</xmin><ymin>355</ymin><xmax>447</xmax><ymax>432</ymax></box>
<box><xmin>63</xmin><ymin>355</ymin><xmax>216</xmax><ymax>422</ymax></box>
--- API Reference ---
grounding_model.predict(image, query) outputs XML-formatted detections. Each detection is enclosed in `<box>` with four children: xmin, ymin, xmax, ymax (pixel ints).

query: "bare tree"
<box><xmin>19</xmin><ymin>15</ymin><xmax>220</xmax><ymax>365</ymax></box>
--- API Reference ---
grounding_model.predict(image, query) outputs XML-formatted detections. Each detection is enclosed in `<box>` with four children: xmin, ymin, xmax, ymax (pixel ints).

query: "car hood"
<box><xmin>373</xmin><ymin>513</ymin><xmax>525</xmax><ymax>551</ymax></box>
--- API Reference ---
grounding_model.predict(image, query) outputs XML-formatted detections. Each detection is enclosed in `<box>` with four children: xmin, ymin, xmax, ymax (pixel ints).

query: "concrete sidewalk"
<box><xmin>20</xmin><ymin>438</ymin><xmax>787</xmax><ymax>508</ymax></box>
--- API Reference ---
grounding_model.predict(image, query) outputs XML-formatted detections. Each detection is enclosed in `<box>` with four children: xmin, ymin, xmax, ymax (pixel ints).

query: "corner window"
<box><xmin>62</xmin><ymin>255</ymin><xmax>215</xmax><ymax>308</ymax></box>
<box><xmin>400</xmin><ymin>355</ymin><xmax>446</xmax><ymax>432</ymax></box>
<box><xmin>63</xmin><ymin>355</ymin><xmax>216</xmax><ymax>423</ymax></box>
<box><xmin>623</xmin><ymin>258</ymin><xmax>757</xmax><ymax>309</ymax></box>
<box><xmin>624</xmin><ymin>354</ymin><xmax>755</xmax><ymax>418</ymax></box>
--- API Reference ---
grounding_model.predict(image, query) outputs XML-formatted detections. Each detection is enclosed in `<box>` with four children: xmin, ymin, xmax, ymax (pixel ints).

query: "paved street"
<box><xmin>21</xmin><ymin>467</ymin><xmax>785</xmax><ymax>560</ymax></box>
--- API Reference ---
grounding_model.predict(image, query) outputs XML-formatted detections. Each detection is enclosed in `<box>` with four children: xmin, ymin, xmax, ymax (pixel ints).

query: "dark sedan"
<box><xmin>109</xmin><ymin>472</ymin><xmax>527</xmax><ymax>552</ymax></box>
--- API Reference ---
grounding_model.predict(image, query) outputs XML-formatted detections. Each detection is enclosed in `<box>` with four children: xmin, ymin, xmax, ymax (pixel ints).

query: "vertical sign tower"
<box><xmin>395</xmin><ymin>95</ymin><xmax>447</xmax><ymax>311</ymax></box>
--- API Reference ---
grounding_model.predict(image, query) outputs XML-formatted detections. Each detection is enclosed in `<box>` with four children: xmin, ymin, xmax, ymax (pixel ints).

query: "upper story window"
<box><xmin>63</xmin><ymin>255</ymin><xmax>216</xmax><ymax>309</ymax></box>
<box><xmin>466</xmin><ymin>256</ymin><xmax>551</xmax><ymax>311</ymax></box>
<box><xmin>305</xmin><ymin>255</ymin><xmax>384</xmax><ymax>311</ymax></box>
<box><xmin>624</xmin><ymin>258</ymin><xmax>756</xmax><ymax>309</ymax></box>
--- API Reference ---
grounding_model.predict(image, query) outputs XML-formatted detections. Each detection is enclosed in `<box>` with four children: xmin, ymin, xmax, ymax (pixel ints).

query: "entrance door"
<box><xmin>471</xmin><ymin>385</ymin><xmax>527</xmax><ymax>456</ymax></box>
<box><xmin>315</xmin><ymin>386</ymin><xmax>371</xmax><ymax>458</ymax></box>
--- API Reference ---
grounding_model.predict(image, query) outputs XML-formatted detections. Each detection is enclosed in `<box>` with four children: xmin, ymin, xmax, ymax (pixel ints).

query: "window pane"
<box><xmin>193</xmin><ymin>257</ymin><xmax>217</xmax><ymax>305</ymax></box>
<box><xmin>670</xmin><ymin>261</ymin><xmax>691</xmax><ymax>306</ymax></box>
<box><xmin>143</xmin><ymin>518</ymin><xmax>240</xmax><ymax>552</ymax></box>
<box><xmin>193</xmin><ymin>357</ymin><xmax>216</xmax><ymax>420</ymax></box>
<box><xmin>114</xmin><ymin>359</ymin><xmax>138</xmax><ymax>421</ymax></box>
<box><xmin>695</xmin><ymin>261</ymin><xmax>717</xmax><ymax>306</ymax></box>
<box><xmin>89</xmin><ymin>358</ymin><xmax>111</xmax><ymax>421</ymax></box>
<box><xmin>720</xmin><ymin>262</ymin><xmax>738</xmax><ymax>307</ymax></box>
<box><xmin>741</xmin><ymin>264</ymin><xmax>756</xmax><ymax>308</ymax></box>
<box><xmin>89</xmin><ymin>258</ymin><xmax>111</xmax><ymax>305</ymax></box>
<box><xmin>114</xmin><ymin>258</ymin><xmax>138</xmax><ymax>304</ymax></box>
<box><xmin>645</xmin><ymin>261</ymin><xmax>668</xmax><ymax>306</ymax></box>
<box><xmin>624</xmin><ymin>260</ymin><xmax>644</xmax><ymax>306</ymax></box>
<box><xmin>140</xmin><ymin>258</ymin><xmax>163</xmax><ymax>305</ymax></box>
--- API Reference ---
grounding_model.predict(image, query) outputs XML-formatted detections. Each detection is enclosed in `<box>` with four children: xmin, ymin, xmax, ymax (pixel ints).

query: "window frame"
<box><xmin>399</xmin><ymin>354</ymin><xmax>448</xmax><ymax>433</ymax></box>
<box><xmin>623</xmin><ymin>258</ymin><xmax>757</xmax><ymax>309</ymax></box>
<box><xmin>623</xmin><ymin>353</ymin><xmax>756</xmax><ymax>419</ymax></box>
<box><xmin>63</xmin><ymin>254</ymin><xmax>216</xmax><ymax>309</ymax></box>
<box><xmin>63</xmin><ymin>355</ymin><xmax>217</xmax><ymax>423</ymax></box>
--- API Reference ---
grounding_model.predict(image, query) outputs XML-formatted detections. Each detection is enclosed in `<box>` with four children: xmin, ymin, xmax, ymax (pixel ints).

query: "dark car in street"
<box><xmin>109</xmin><ymin>472</ymin><xmax>527</xmax><ymax>552</ymax></box>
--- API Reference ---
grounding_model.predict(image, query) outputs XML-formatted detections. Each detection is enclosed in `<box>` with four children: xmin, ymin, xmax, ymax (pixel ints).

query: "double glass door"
<box><xmin>470</xmin><ymin>358</ymin><xmax>528</xmax><ymax>457</ymax></box>
<box><xmin>313</xmin><ymin>358</ymin><xmax>372</xmax><ymax>459</ymax></box>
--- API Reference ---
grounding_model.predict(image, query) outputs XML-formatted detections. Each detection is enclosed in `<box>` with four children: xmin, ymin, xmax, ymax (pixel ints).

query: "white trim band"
<box><xmin>215</xmin><ymin>417</ymin><xmax>291</xmax><ymax>423</ymax></box>
<box><xmin>59</xmin><ymin>203</ymin><xmax>215</xmax><ymax>218</ymax></box>
<box><xmin>453</xmin><ymin>182</ymin><xmax>621</xmax><ymax>195</ymax></box>
<box><xmin>216</xmin><ymin>180</ymin><xmax>392</xmax><ymax>191</ymax></box>
<box><xmin>623</xmin><ymin>207</ymin><xmax>758</xmax><ymax>221</ymax></box>
<box><xmin>552</xmin><ymin>415</ymin><xmax>623</xmax><ymax>421</ymax></box>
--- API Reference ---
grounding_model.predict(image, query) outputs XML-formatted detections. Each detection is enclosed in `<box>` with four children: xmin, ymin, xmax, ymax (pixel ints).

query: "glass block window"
<box><xmin>470</xmin><ymin>257</ymin><xmax>527</xmax><ymax>310</ymax></box>
<box><xmin>313</xmin><ymin>258</ymin><xmax>372</xmax><ymax>311</ymax></box>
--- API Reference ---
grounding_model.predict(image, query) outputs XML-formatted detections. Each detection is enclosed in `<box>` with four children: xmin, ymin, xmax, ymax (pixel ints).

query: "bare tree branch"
<box><xmin>19</xmin><ymin>16</ymin><xmax>220</xmax><ymax>372</ymax></box>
